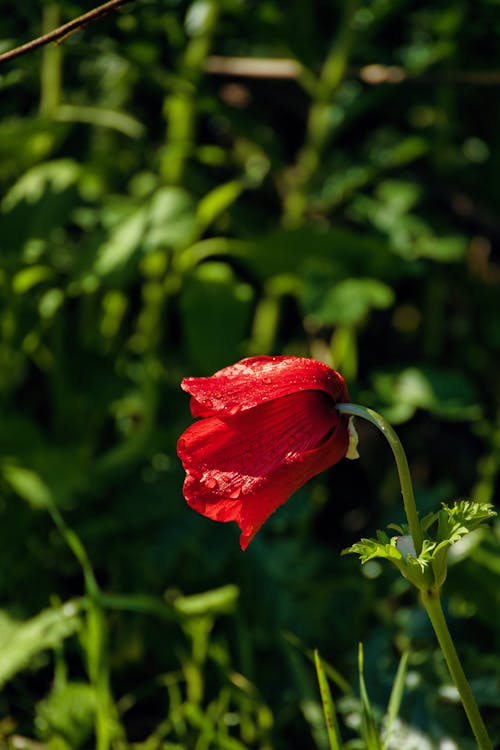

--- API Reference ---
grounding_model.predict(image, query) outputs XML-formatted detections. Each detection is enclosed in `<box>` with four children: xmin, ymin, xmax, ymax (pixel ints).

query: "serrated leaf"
<box><xmin>342</xmin><ymin>537</ymin><xmax>402</xmax><ymax>566</ymax></box>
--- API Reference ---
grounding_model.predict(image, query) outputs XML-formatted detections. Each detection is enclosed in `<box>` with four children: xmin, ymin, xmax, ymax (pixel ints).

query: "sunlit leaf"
<box><xmin>36</xmin><ymin>682</ymin><xmax>96</xmax><ymax>749</ymax></box>
<box><xmin>0</xmin><ymin>604</ymin><xmax>81</xmax><ymax>688</ymax></box>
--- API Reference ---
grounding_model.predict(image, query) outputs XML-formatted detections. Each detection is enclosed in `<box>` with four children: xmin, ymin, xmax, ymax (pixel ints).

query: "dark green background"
<box><xmin>1</xmin><ymin>1</ymin><xmax>500</xmax><ymax>747</ymax></box>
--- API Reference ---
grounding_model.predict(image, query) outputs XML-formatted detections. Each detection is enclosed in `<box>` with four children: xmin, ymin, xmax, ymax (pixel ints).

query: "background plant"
<box><xmin>1</xmin><ymin>1</ymin><xmax>500</xmax><ymax>748</ymax></box>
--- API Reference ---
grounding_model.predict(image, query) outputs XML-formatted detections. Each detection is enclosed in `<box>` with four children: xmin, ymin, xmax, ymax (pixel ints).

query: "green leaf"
<box><xmin>95</xmin><ymin>187</ymin><xmax>197</xmax><ymax>276</ymax></box>
<box><xmin>342</xmin><ymin>533</ymin><xmax>402</xmax><ymax>566</ymax></box>
<box><xmin>0</xmin><ymin>603</ymin><xmax>81</xmax><ymax>688</ymax></box>
<box><xmin>171</xmin><ymin>585</ymin><xmax>240</xmax><ymax>617</ymax></box>
<box><xmin>372</xmin><ymin>366</ymin><xmax>481</xmax><ymax>423</ymax></box>
<box><xmin>94</xmin><ymin>204</ymin><xmax>148</xmax><ymax>276</ymax></box>
<box><xmin>196</xmin><ymin>179</ymin><xmax>244</xmax><ymax>233</ymax></box>
<box><xmin>302</xmin><ymin>276</ymin><xmax>395</xmax><ymax>327</ymax></box>
<box><xmin>347</xmin><ymin>503</ymin><xmax>496</xmax><ymax>593</ymax></box>
<box><xmin>284</xmin><ymin>631</ymin><xmax>351</xmax><ymax>695</ymax></box>
<box><xmin>230</xmin><ymin>226</ymin><xmax>403</xmax><ymax>281</ymax></box>
<box><xmin>12</xmin><ymin>265</ymin><xmax>54</xmax><ymax>294</ymax></box>
<box><xmin>384</xmin><ymin>651</ymin><xmax>409</xmax><ymax>747</ymax></box>
<box><xmin>2</xmin><ymin>159</ymin><xmax>80</xmax><ymax>212</ymax></box>
<box><xmin>144</xmin><ymin>186</ymin><xmax>197</xmax><ymax>251</ymax></box>
<box><xmin>358</xmin><ymin>644</ymin><xmax>384</xmax><ymax>750</ymax></box>
<box><xmin>3</xmin><ymin>464</ymin><xmax>53</xmax><ymax>508</ymax></box>
<box><xmin>179</xmin><ymin>261</ymin><xmax>254</xmax><ymax>372</ymax></box>
<box><xmin>36</xmin><ymin>682</ymin><xmax>96</xmax><ymax>749</ymax></box>
<box><xmin>314</xmin><ymin>650</ymin><xmax>344</xmax><ymax>750</ymax></box>
<box><xmin>436</xmin><ymin>500</ymin><xmax>497</xmax><ymax>543</ymax></box>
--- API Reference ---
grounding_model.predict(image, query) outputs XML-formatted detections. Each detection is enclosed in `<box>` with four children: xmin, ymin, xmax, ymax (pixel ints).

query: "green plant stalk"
<box><xmin>282</xmin><ymin>0</ymin><xmax>358</xmax><ymax>227</ymax></box>
<box><xmin>337</xmin><ymin>403</ymin><xmax>493</xmax><ymax>748</ymax></box>
<box><xmin>314</xmin><ymin>650</ymin><xmax>343</xmax><ymax>750</ymax></box>
<box><xmin>39</xmin><ymin>3</ymin><xmax>62</xmax><ymax>115</ymax></box>
<box><xmin>421</xmin><ymin>589</ymin><xmax>493</xmax><ymax>750</ymax></box>
<box><xmin>336</xmin><ymin>403</ymin><xmax>423</xmax><ymax>555</ymax></box>
<box><xmin>47</xmin><ymin>502</ymin><xmax>115</xmax><ymax>750</ymax></box>
<box><xmin>162</xmin><ymin>0</ymin><xmax>219</xmax><ymax>184</ymax></box>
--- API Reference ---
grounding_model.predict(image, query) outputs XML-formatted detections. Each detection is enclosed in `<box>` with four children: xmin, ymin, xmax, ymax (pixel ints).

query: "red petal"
<box><xmin>181</xmin><ymin>356</ymin><xmax>348</xmax><ymax>418</ymax></box>
<box><xmin>177</xmin><ymin>390</ymin><xmax>349</xmax><ymax>549</ymax></box>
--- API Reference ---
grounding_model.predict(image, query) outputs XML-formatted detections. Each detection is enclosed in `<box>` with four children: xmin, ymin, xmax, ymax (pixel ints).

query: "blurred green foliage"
<box><xmin>1</xmin><ymin>0</ymin><xmax>500</xmax><ymax>747</ymax></box>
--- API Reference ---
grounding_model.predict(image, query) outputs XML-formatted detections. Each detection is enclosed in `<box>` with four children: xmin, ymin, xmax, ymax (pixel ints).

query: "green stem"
<box><xmin>336</xmin><ymin>403</ymin><xmax>423</xmax><ymax>555</ymax></box>
<box><xmin>282</xmin><ymin>0</ymin><xmax>358</xmax><ymax>227</ymax></box>
<box><xmin>47</xmin><ymin>503</ymin><xmax>116</xmax><ymax>750</ymax></box>
<box><xmin>39</xmin><ymin>4</ymin><xmax>62</xmax><ymax>116</ymax></box>
<box><xmin>421</xmin><ymin>589</ymin><xmax>493</xmax><ymax>750</ymax></box>
<box><xmin>47</xmin><ymin>502</ymin><xmax>100</xmax><ymax>598</ymax></box>
<box><xmin>162</xmin><ymin>0</ymin><xmax>219</xmax><ymax>184</ymax></box>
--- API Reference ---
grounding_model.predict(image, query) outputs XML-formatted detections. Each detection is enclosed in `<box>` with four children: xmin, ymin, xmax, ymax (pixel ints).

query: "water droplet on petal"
<box><xmin>204</xmin><ymin>476</ymin><xmax>218</xmax><ymax>489</ymax></box>
<box><xmin>263</xmin><ymin>377</ymin><xmax>272</xmax><ymax>385</ymax></box>
<box><xmin>229</xmin><ymin>404</ymin><xmax>241</xmax><ymax>415</ymax></box>
<box><xmin>229</xmin><ymin>486</ymin><xmax>242</xmax><ymax>499</ymax></box>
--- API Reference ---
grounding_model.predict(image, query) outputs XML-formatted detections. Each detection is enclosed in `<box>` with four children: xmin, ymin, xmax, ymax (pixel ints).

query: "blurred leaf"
<box><xmin>0</xmin><ymin>603</ymin><xmax>81</xmax><ymax>688</ymax></box>
<box><xmin>384</xmin><ymin>651</ymin><xmax>409</xmax><ymax>746</ymax></box>
<box><xmin>2</xmin><ymin>159</ymin><xmax>80</xmax><ymax>212</ymax></box>
<box><xmin>179</xmin><ymin>261</ymin><xmax>254</xmax><ymax>372</ymax></box>
<box><xmin>94</xmin><ymin>204</ymin><xmax>148</xmax><ymax>277</ymax></box>
<box><xmin>1</xmin><ymin>159</ymin><xmax>81</xmax><ymax>252</ymax></box>
<box><xmin>351</xmin><ymin>180</ymin><xmax>467</xmax><ymax>262</ymax></box>
<box><xmin>372</xmin><ymin>366</ymin><xmax>482</xmax><ymax>423</ymax></box>
<box><xmin>314</xmin><ymin>650</ymin><xmax>343</xmax><ymax>750</ymax></box>
<box><xmin>0</xmin><ymin>119</ymin><xmax>67</xmax><ymax>176</ymax></box>
<box><xmin>372</xmin><ymin>136</ymin><xmax>428</xmax><ymax>170</ymax></box>
<box><xmin>358</xmin><ymin>644</ymin><xmax>384</xmax><ymax>750</ymax></box>
<box><xmin>3</xmin><ymin>464</ymin><xmax>53</xmax><ymax>508</ymax></box>
<box><xmin>144</xmin><ymin>186</ymin><xmax>197</xmax><ymax>251</ymax></box>
<box><xmin>232</xmin><ymin>227</ymin><xmax>401</xmax><ymax>281</ymax></box>
<box><xmin>196</xmin><ymin>179</ymin><xmax>244</xmax><ymax>233</ymax></box>
<box><xmin>171</xmin><ymin>585</ymin><xmax>240</xmax><ymax>617</ymax></box>
<box><xmin>36</xmin><ymin>682</ymin><xmax>96</xmax><ymax>749</ymax></box>
<box><xmin>95</xmin><ymin>187</ymin><xmax>197</xmax><ymax>276</ymax></box>
<box><xmin>302</xmin><ymin>276</ymin><xmax>395</xmax><ymax>327</ymax></box>
<box><xmin>54</xmin><ymin>104</ymin><xmax>145</xmax><ymax>138</ymax></box>
<box><xmin>12</xmin><ymin>265</ymin><xmax>54</xmax><ymax>294</ymax></box>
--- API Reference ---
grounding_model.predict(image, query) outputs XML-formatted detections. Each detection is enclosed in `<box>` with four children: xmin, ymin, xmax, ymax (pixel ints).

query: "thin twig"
<box><xmin>0</xmin><ymin>0</ymin><xmax>133</xmax><ymax>65</ymax></box>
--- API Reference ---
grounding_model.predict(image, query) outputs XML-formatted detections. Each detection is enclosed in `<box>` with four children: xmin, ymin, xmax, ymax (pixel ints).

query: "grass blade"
<box><xmin>358</xmin><ymin>644</ymin><xmax>384</xmax><ymax>750</ymax></box>
<box><xmin>384</xmin><ymin>651</ymin><xmax>409</xmax><ymax>746</ymax></box>
<box><xmin>314</xmin><ymin>649</ymin><xmax>343</xmax><ymax>750</ymax></box>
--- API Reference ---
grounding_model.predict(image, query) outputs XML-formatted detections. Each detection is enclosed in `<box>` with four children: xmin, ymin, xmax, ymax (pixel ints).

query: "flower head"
<box><xmin>177</xmin><ymin>356</ymin><xmax>350</xmax><ymax>549</ymax></box>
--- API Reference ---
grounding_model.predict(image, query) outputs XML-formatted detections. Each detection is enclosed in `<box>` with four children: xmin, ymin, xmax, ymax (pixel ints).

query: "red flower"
<box><xmin>177</xmin><ymin>356</ymin><xmax>350</xmax><ymax>550</ymax></box>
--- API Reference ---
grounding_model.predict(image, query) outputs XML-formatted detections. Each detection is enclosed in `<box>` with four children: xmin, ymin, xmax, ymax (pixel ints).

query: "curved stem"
<box><xmin>336</xmin><ymin>402</ymin><xmax>423</xmax><ymax>555</ymax></box>
<box><xmin>421</xmin><ymin>589</ymin><xmax>493</xmax><ymax>750</ymax></box>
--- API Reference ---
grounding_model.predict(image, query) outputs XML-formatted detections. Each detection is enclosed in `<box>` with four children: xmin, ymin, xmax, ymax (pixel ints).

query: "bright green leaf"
<box><xmin>0</xmin><ymin>603</ymin><xmax>81</xmax><ymax>688</ymax></box>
